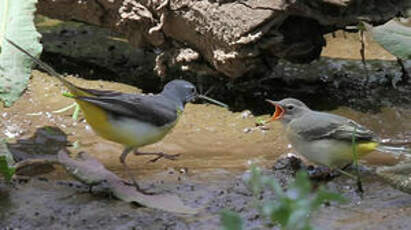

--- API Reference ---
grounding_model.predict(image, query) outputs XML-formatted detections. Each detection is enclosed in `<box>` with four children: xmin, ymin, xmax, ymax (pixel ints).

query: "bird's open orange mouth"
<box><xmin>265</xmin><ymin>99</ymin><xmax>284</xmax><ymax>122</ymax></box>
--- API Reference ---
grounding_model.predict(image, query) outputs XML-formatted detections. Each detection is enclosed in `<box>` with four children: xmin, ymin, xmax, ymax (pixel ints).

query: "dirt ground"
<box><xmin>1</xmin><ymin>21</ymin><xmax>411</xmax><ymax>229</ymax></box>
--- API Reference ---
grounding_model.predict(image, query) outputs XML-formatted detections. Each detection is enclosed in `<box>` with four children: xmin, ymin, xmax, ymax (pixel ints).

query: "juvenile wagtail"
<box><xmin>266</xmin><ymin>98</ymin><xmax>410</xmax><ymax>169</ymax></box>
<box><xmin>7</xmin><ymin>39</ymin><xmax>221</xmax><ymax>183</ymax></box>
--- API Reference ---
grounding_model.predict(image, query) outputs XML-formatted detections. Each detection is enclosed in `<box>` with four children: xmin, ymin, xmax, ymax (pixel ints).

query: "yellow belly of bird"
<box><xmin>357</xmin><ymin>142</ymin><xmax>379</xmax><ymax>154</ymax></box>
<box><xmin>292</xmin><ymin>138</ymin><xmax>379</xmax><ymax>168</ymax></box>
<box><xmin>286</xmin><ymin>126</ymin><xmax>379</xmax><ymax>168</ymax></box>
<box><xmin>75</xmin><ymin>100</ymin><xmax>175</xmax><ymax>147</ymax></box>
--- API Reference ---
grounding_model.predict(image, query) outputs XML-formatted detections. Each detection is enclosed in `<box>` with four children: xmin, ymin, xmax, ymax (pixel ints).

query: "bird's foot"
<box><xmin>150</xmin><ymin>152</ymin><xmax>180</xmax><ymax>163</ymax></box>
<box><xmin>134</xmin><ymin>151</ymin><xmax>181</xmax><ymax>163</ymax></box>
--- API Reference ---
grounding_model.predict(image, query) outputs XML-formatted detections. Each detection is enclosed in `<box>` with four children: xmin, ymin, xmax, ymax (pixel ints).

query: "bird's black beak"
<box><xmin>266</xmin><ymin>99</ymin><xmax>284</xmax><ymax>122</ymax></box>
<box><xmin>187</xmin><ymin>93</ymin><xmax>198</xmax><ymax>102</ymax></box>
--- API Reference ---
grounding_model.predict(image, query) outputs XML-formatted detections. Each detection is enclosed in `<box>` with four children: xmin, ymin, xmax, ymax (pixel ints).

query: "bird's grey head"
<box><xmin>266</xmin><ymin>98</ymin><xmax>310</xmax><ymax>124</ymax></box>
<box><xmin>161</xmin><ymin>80</ymin><xmax>198</xmax><ymax>106</ymax></box>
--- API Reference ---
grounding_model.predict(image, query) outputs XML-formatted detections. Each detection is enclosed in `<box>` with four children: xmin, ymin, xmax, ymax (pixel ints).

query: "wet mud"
<box><xmin>1</xmin><ymin>70</ymin><xmax>410</xmax><ymax>229</ymax></box>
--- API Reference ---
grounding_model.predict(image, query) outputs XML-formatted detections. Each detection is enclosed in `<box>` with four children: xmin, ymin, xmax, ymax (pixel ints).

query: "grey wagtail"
<box><xmin>266</xmin><ymin>98</ymin><xmax>410</xmax><ymax>170</ymax></box>
<box><xmin>7</xmin><ymin>39</ymin><xmax>224</xmax><ymax>185</ymax></box>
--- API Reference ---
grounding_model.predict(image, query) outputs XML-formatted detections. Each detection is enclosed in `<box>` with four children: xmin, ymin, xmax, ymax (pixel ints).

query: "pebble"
<box><xmin>240</xmin><ymin>110</ymin><xmax>252</xmax><ymax>119</ymax></box>
<box><xmin>243</xmin><ymin>127</ymin><xmax>252</xmax><ymax>133</ymax></box>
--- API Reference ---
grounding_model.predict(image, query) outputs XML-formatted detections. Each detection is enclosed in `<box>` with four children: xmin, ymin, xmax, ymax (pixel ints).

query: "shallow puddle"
<box><xmin>1</xmin><ymin>72</ymin><xmax>288</xmax><ymax>180</ymax></box>
<box><xmin>2</xmin><ymin>71</ymin><xmax>410</xmax><ymax>182</ymax></box>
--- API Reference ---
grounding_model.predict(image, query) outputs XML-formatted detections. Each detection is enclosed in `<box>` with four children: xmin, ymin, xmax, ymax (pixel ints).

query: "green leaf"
<box><xmin>239</xmin><ymin>166</ymin><xmax>346</xmax><ymax>230</ymax></box>
<box><xmin>287</xmin><ymin>171</ymin><xmax>311</xmax><ymax>199</ymax></box>
<box><xmin>255</xmin><ymin>117</ymin><xmax>266</xmax><ymax>126</ymax></box>
<box><xmin>0</xmin><ymin>0</ymin><xmax>42</xmax><ymax>107</ymax></box>
<box><xmin>220</xmin><ymin>210</ymin><xmax>243</xmax><ymax>230</ymax></box>
<box><xmin>246</xmin><ymin>165</ymin><xmax>264</xmax><ymax>195</ymax></box>
<box><xmin>365</xmin><ymin>19</ymin><xmax>411</xmax><ymax>60</ymax></box>
<box><xmin>62</xmin><ymin>92</ymin><xmax>75</xmax><ymax>98</ymax></box>
<box><xmin>268</xmin><ymin>202</ymin><xmax>292</xmax><ymax>226</ymax></box>
<box><xmin>0</xmin><ymin>139</ymin><xmax>15</xmax><ymax>181</ymax></box>
<box><xmin>0</xmin><ymin>156</ymin><xmax>15</xmax><ymax>181</ymax></box>
<box><xmin>264</xmin><ymin>176</ymin><xmax>284</xmax><ymax>196</ymax></box>
<box><xmin>287</xmin><ymin>208</ymin><xmax>313</xmax><ymax>230</ymax></box>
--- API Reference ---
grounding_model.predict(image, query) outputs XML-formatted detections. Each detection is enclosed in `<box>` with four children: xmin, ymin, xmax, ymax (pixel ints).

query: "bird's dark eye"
<box><xmin>286</xmin><ymin>105</ymin><xmax>294</xmax><ymax>110</ymax></box>
<box><xmin>191</xmin><ymin>88</ymin><xmax>195</xmax><ymax>93</ymax></box>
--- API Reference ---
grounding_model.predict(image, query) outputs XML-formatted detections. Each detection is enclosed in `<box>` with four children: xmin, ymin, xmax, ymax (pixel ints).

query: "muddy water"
<box><xmin>0</xmin><ymin>72</ymin><xmax>288</xmax><ymax>180</ymax></box>
<box><xmin>2</xmin><ymin>71</ymin><xmax>409</xmax><ymax>180</ymax></box>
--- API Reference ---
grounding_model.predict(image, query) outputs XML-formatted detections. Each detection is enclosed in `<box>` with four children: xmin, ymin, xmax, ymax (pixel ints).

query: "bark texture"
<box><xmin>37</xmin><ymin>0</ymin><xmax>408</xmax><ymax>78</ymax></box>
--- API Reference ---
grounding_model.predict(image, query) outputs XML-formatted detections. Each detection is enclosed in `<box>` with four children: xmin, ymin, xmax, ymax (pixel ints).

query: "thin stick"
<box><xmin>52</xmin><ymin>103</ymin><xmax>77</xmax><ymax>114</ymax></box>
<box><xmin>72</xmin><ymin>104</ymin><xmax>81</xmax><ymax>121</ymax></box>
<box><xmin>352</xmin><ymin>127</ymin><xmax>364</xmax><ymax>193</ymax></box>
<box><xmin>198</xmin><ymin>95</ymin><xmax>228</xmax><ymax>108</ymax></box>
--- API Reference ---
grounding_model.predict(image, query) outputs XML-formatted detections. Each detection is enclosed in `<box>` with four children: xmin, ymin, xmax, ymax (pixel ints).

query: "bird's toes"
<box><xmin>163</xmin><ymin>153</ymin><xmax>181</xmax><ymax>160</ymax></box>
<box><xmin>148</xmin><ymin>153</ymin><xmax>180</xmax><ymax>163</ymax></box>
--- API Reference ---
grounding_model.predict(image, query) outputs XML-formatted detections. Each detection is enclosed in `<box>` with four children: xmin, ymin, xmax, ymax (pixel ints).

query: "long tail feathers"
<box><xmin>6</xmin><ymin>39</ymin><xmax>84</xmax><ymax>96</ymax></box>
<box><xmin>376</xmin><ymin>144</ymin><xmax>411</xmax><ymax>157</ymax></box>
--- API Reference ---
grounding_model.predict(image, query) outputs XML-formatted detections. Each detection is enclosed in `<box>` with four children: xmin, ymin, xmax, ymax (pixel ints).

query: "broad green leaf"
<box><xmin>0</xmin><ymin>138</ymin><xmax>15</xmax><ymax>181</ymax></box>
<box><xmin>365</xmin><ymin>19</ymin><xmax>411</xmax><ymax>60</ymax></box>
<box><xmin>220</xmin><ymin>210</ymin><xmax>243</xmax><ymax>230</ymax></box>
<box><xmin>0</xmin><ymin>0</ymin><xmax>42</xmax><ymax>107</ymax></box>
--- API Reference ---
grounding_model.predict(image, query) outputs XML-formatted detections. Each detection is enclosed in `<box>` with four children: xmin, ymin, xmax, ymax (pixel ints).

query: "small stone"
<box><xmin>240</xmin><ymin>110</ymin><xmax>252</xmax><ymax>119</ymax></box>
<box><xmin>179</xmin><ymin>167</ymin><xmax>188</xmax><ymax>174</ymax></box>
<box><xmin>243</xmin><ymin>127</ymin><xmax>252</xmax><ymax>133</ymax></box>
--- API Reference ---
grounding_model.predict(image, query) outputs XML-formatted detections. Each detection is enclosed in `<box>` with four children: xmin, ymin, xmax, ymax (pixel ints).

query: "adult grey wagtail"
<box><xmin>266</xmin><ymin>98</ymin><xmax>410</xmax><ymax>169</ymax></box>
<box><xmin>7</xmin><ymin>39</ymin><xmax>225</xmax><ymax>186</ymax></box>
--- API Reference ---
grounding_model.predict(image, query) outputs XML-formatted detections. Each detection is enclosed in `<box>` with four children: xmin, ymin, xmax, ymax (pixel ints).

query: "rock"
<box><xmin>37</xmin><ymin>0</ymin><xmax>408</xmax><ymax>78</ymax></box>
<box><xmin>376</xmin><ymin>161</ymin><xmax>411</xmax><ymax>194</ymax></box>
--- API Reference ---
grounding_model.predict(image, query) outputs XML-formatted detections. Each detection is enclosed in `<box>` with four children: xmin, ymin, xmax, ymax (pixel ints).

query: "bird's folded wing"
<box><xmin>76</xmin><ymin>94</ymin><xmax>178</xmax><ymax>127</ymax></box>
<box><xmin>294</xmin><ymin>112</ymin><xmax>377</xmax><ymax>142</ymax></box>
<box><xmin>78</xmin><ymin>88</ymin><xmax>124</xmax><ymax>97</ymax></box>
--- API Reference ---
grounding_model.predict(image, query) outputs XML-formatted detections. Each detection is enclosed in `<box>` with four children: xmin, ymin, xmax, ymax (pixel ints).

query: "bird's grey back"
<box><xmin>290</xmin><ymin>110</ymin><xmax>377</xmax><ymax>142</ymax></box>
<box><xmin>77</xmin><ymin>92</ymin><xmax>180</xmax><ymax>127</ymax></box>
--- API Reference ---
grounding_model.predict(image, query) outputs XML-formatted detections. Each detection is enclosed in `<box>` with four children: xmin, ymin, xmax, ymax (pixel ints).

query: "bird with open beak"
<box><xmin>265</xmin><ymin>98</ymin><xmax>410</xmax><ymax>171</ymax></box>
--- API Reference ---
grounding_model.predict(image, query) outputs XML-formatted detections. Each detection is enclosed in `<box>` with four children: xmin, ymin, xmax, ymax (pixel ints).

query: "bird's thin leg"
<box><xmin>134</xmin><ymin>150</ymin><xmax>180</xmax><ymax>163</ymax></box>
<box><xmin>119</xmin><ymin>147</ymin><xmax>140</xmax><ymax>190</ymax></box>
<box><xmin>88</xmin><ymin>185</ymin><xmax>94</xmax><ymax>193</ymax></box>
<box><xmin>335</xmin><ymin>168</ymin><xmax>364</xmax><ymax>193</ymax></box>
